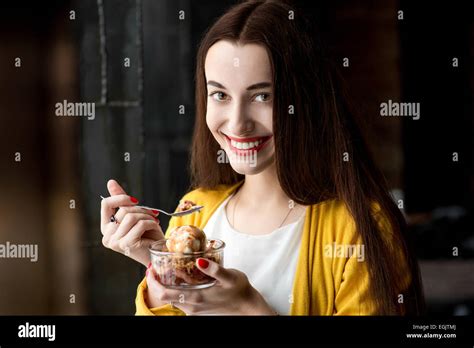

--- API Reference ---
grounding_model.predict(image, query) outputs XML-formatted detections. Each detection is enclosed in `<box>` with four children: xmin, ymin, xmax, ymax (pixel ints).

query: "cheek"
<box><xmin>205</xmin><ymin>105</ymin><xmax>220</xmax><ymax>133</ymax></box>
<box><xmin>252</xmin><ymin>104</ymin><xmax>273</xmax><ymax>133</ymax></box>
<box><xmin>205</xmin><ymin>103</ymin><xmax>228</xmax><ymax>142</ymax></box>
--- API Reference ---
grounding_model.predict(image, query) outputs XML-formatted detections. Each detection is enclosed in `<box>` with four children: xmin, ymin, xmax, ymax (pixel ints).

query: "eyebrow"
<box><xmin>207</xmin><ymin>80</ymin><xmax>272</xmax><ymax>91</ymax></box>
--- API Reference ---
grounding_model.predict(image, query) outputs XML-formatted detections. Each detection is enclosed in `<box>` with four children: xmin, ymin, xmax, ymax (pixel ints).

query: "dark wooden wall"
<box><xmin>75</xmin><ymin>0</ymin><xmax>234</xmax><ymax>314</ymax></box>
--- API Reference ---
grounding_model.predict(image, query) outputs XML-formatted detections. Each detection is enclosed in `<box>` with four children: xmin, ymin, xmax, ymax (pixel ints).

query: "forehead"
<box><xmin>204</xmin><ymin>40</ymin><xmax>272</xmax><ymax>88</ymax></box>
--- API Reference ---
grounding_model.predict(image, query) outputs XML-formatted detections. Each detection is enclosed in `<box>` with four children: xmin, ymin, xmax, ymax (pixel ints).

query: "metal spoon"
<box><xmin>100</xmin><ymin>195</ymin><xmax>203</xmax><ymax>217</ymax></box>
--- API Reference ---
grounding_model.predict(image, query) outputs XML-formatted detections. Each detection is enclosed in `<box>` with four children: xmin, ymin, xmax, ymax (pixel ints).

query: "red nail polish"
<box><xmin>151</xmin><ymin>209</ymin><xmax>159</xmax><ymax>215</ymax></box>
<box><xmin>154</xmin><ymin>216</ymin><xmax>159</xmax><ymax>222</ymax></box>
<box><xmin>130</xmin><ymin>196</ymin><xmax>139</xmax><ymax>203</ymax></box>
<box><xmin>147</xmin><ymin>262</ymin><xmax>151</xmax><ymax>268</ymax></box>
<box><xmin>197</xmin><ymin>258</ymin><xmax>209</xmax><ymax>269</ymax></box>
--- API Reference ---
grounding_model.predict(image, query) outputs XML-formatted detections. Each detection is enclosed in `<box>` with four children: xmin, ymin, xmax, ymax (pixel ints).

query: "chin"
<box><xmin>227</xmin><ymin>151</ymin><xmax>275</xmax><ymax>176</ymax></box>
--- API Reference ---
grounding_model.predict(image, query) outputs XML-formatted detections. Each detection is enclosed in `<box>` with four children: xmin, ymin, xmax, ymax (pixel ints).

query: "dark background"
<box><xmin>0</xmin><ymin>0</ymin><xmax>472</xmax><ymax>315</ymax></box>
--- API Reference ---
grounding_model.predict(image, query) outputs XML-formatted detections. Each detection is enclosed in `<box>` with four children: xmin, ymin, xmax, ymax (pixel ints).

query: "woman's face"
<box><xmin>205</xmin><ymin>40</ymin><xmax>274</xmax><ymax>175</ymax></box>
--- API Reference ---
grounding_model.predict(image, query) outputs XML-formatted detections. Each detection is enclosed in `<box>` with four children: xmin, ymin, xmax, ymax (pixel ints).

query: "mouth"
<box><xmin>222</xmin><ymin>133</ymin><xmax>273</xmax><ymax>154</ymax></box>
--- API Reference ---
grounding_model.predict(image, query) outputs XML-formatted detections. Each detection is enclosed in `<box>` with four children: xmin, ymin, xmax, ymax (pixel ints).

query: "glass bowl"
<box><xmin>149</xmin><ymin>239</ymin><xmax>225</xmax><ymax>289</ymax></box>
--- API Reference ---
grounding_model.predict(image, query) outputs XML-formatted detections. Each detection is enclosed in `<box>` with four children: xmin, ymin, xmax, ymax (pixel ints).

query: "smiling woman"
<box><xmin>204</xmin><ymin>41</ymin><xmax>275</xmax><ymax>176</ymax></box>
<box><xmin>204</xmin><ymin>41</ymin><xmax>275</xmax><ymax>175</ymax></box>
<box><xmin>109</xmin><ymin>0</ymin><xmax>427</xmax><ymax>316</ymax></box>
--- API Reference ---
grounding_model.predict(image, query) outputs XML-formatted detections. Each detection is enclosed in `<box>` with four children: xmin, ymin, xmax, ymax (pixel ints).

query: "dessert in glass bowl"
<box><xmin>149</xmin><ymin>225</ymin><xmax>225</xmax><ymax>289</ymax></box>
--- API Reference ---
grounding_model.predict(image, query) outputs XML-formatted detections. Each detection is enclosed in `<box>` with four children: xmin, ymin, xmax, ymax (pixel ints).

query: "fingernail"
<box><xmin>154</xmin><ymin>216</ymin><xmax>159</xmax><ymax>222</ymax></box>
<box><xmin>130</xmin><ymin>196</ymin><xmax>139</xmax><ymax>203</ymax></box>
<box><xmin>197</xmin><ymin>258</ymin><xmax>209</xmax><ymax>269</ymax></box>
<box><xmin>147</xmin><ymin>262</ymin><xmax>151</xmax><ymax>268</ymax></box>
<box><xmin>151</xmin><ymin>209</ymin><xmax>159</xmax><ymax>215</ymax></box>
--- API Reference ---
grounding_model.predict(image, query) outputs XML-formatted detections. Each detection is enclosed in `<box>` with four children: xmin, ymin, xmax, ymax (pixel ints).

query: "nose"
<box><xmin>227</xmin><ymin>101</ymin><xmax>254</xmax><ymax>136</ymax></box>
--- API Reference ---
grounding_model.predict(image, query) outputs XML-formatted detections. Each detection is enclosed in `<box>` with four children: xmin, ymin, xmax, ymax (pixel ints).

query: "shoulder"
<box><xmin>311</xmin><ymin>199</ymin><xmax>394</xmax><ymax>244</ymax></box>
<box><xmin>311</xmin><ymin>199</ymin><xmax>358</xmax><ymax>244</ymax></box>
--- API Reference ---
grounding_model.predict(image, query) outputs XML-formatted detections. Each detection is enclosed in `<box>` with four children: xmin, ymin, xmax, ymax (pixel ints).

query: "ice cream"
<box><xmin>176</xmin><ymin>200</ymin><xmax>197</xmax><ymax>213</ymax></box>
<box><xmin>166</xmin><ymin>225</ymin><xmax>207</xmax><ymax>253</ymax></box>
<box><xmin>151</xmin><ymin>225</ymin><xmax>224</xmax><ymax>288</ymax></box>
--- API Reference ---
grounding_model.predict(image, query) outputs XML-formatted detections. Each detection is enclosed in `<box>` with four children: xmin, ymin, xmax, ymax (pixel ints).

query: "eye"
<box><xmin>254</xmin><ymin>93</ymin><xmax>271</xmax><ymax>102</ymax></box>
<box><xmin>209</xmin><ymin>91</ymin><xmax>229</xmax><ymax>102</ymax></box>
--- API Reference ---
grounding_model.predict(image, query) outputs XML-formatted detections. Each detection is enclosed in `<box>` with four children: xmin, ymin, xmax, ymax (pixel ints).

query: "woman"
<box><xmin>100</xmin><ymin>0</ymin><xmax>425</xmax><ymax>315</ymax></box>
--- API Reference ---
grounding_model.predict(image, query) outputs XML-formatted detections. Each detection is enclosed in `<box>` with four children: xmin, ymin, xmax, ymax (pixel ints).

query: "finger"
<box><xmin>115</xmin><ymin>206</ymin><xmax>159</xmax><ymax>223</ymax></box>
<box><xmin>142</xmin><ymin>228</ymin><xmax>164</xmax><ymax>241</ymax></box>
<box><xmin>147</xmin><ymin>266</ymin><xmax>182</xmax><ymax>303</ymax></box>
<box><xmin>116</xmin><ymin>206</ymin><xmax>159</xmax><ymax>223</ymax></box>
<box><xmin>147</xmin><ymin>267</ymin><xmax>200</xmax><ymax>314</ymax></box>
<box><xmin>107</xmin><ymin>179</ymin><xmax>126</xmax><ymax>196</ymax></box>
<box><xmin>113</xmin><ymin>213</ymin><xmax>157</xmax><ymax>240</ymax></box>
<box><xmin>101</xmin><ymin>222</ymin><xmax>119</xmax><ymax>245</ymax></box>
<box><xmin>145</xmin><ymin>266</ymin><xmax>169</xmax><ymax>307</ymax></box>
<box><xmin>100</xmin><ymin>194</ymin><xmax>139</xmax><ymax>226</ymax></box>
<box><xmin>174</xmin><ymin>268</ymin><xmax>203</xmax><ymax>285</ymax></box>
<box><xmin>196</xmin><ymin>258</ymin><xmax>233</xmax><ymax>284</ymax></box>
<box><xmin>118</xmin><ymin>219</ymin><xmax>164</xmax><ymax>250</ymax></box>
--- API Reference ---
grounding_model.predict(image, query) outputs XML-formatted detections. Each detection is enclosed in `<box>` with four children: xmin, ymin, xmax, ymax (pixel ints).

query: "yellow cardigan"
<box><xmin>135</xmin><ymin>182</ymin><xmax>410</xmax><ymax>315</ymax></box>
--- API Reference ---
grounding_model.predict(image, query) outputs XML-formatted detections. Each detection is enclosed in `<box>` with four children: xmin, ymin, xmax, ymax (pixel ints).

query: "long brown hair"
<box><xmin>190</xmin><ymin>0</ymin><xmax>425</xmax><ymax>315</ymax></box>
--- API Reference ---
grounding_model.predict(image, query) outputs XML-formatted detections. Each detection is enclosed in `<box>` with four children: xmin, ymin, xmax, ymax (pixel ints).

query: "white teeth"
<box><xmin>230</xmin><ymin>138</ymin><xmax>264</xmax><ymax>150</ymax></box>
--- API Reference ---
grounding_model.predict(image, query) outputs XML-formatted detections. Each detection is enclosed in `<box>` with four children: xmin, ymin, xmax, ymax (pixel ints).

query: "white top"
<box><xmin>203</xmin><ymin>194</ymin><xmax>306</xmax><ymax>315</ymax></box>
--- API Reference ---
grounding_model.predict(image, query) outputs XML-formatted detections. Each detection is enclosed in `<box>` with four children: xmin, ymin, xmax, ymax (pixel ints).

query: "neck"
<box><xmin>238</xmin><ymin>162</ymin><xmax>290</xmax><ymax>207</ymax></box>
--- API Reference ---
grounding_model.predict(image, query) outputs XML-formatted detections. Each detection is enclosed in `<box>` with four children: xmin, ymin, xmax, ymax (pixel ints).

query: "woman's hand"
<box><xmin>100</xmin><ymin>179</ymin><xmax>164</xmax><ymax>267</ymax></box>
<box><xmin>145</xmin><ymin>259</ymin><xmax>277</xmax><ymax>315</ymax></box>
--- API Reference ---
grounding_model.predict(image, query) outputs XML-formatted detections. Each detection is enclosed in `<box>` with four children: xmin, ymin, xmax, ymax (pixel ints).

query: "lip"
<box><xmin>222</xmin><ymin>133</ymin><xmax>272</xmax><ymax>155</ymax></box>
